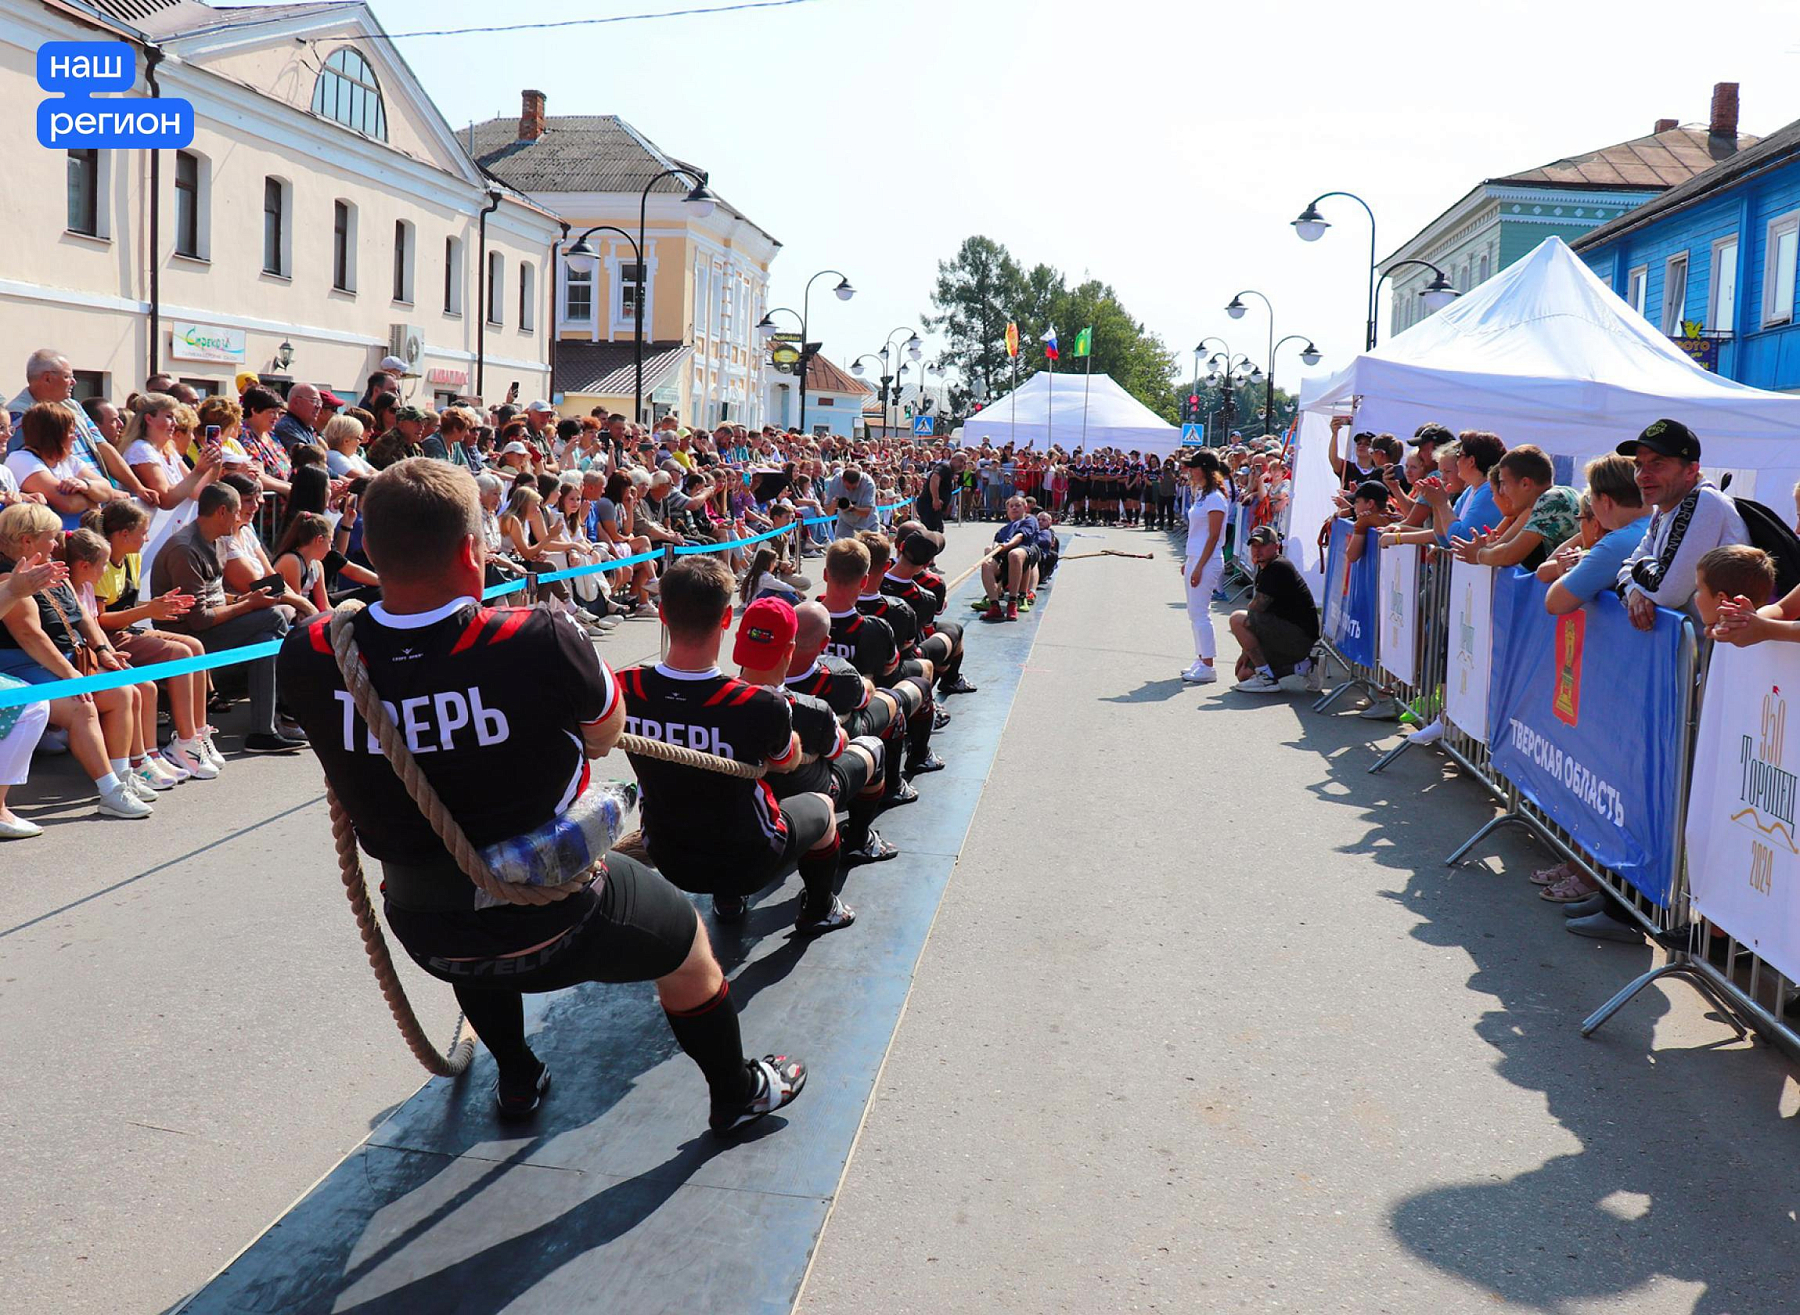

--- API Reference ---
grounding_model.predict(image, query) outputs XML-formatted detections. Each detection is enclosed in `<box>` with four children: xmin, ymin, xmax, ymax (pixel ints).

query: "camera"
<box><xmin>837</xmin><ymin>497</ymin><xmax>850</xmax><ymax>510</ymax></box>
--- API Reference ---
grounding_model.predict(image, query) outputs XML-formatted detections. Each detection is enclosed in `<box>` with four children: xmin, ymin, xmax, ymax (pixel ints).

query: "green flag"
<box><xmin>1072</xmin><ymin>326</ymin><xmax>1093</xmax><ymax>358</ymax></box>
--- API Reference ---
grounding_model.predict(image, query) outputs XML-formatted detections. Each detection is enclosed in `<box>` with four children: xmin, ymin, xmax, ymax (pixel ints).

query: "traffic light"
<box><xmin>1182</xmin><ymin>394</ymin><xmax>1201</xmax><ymax>423</ymax></box>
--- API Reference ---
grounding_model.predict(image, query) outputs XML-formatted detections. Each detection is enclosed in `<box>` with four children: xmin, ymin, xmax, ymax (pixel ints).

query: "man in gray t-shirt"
<box><xmin>825</xmin><ymin>464</ymin><xmax>877</xmax><ymax>538</ymax></box>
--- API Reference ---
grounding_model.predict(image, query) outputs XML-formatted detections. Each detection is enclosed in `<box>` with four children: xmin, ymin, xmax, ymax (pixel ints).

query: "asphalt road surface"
<box><xmin>5</xmin><ymin>520</ymin><xmax>1797</xmax><ymax>1314</ymax></box>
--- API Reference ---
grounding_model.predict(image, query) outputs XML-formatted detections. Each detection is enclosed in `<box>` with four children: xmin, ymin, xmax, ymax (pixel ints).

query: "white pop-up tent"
<box><xmin>960</xmin><ymin>371</ymin><xmax>1183</xmax><ymax>455</ymax></box>
<box><xmin>1287</xmin><ymin>235</ymin><xmax>1800</xmax><ymax>591</ymax></box>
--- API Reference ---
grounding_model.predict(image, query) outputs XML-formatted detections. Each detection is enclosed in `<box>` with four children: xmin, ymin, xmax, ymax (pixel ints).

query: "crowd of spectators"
<box><xmin>0</xmin><ymin>346</ymin><xmax>971</xmax><ymax>838</ymax></box>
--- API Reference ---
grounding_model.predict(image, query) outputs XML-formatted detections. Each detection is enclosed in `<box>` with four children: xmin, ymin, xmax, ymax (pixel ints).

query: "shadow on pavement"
<box><xmin>1246</xmin><ymin>694</ymin><xmax>1800</xmax><ymax>1312</ymax></box>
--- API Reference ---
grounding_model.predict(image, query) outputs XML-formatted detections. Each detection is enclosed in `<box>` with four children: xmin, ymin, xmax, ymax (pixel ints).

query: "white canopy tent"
<box><xmin>1289</xmin><ymin>235</ymin><xmax>1800</xmax><ymax>591</ymax></box>
<box><xmin>959</xmin><ymin>370</ymin><xmax>1183</xmax><ymax>455</ymax></box>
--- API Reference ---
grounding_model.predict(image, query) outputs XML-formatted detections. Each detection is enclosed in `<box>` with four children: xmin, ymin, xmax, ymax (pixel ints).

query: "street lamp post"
<box><xmin>563</xmin><ymin>221</ymin><xmax>643</xmax><ymax>410</ymax></box>
<box><xmin>876</xmin><ymin>325</ymin><xmax>923</xmax><ymax>439</ymax></box>
<box><xmin>634</xmin><ymin>167</ymin><xmax>717</xmax><ymax>424</ymax></box>
<box><xmin>797</xmin><ymin>271</ymin><xmax>856</xmax><ymax>437</ymax></box>
<box><xmin>1375</xmin><ymin>258</ymin><xmax>1460</xmax><ymax>338</ymax></box>
<box><xmin>848</xmin><ymin>353</ymin><xmax>883</xmax><ymax>436</ymax></box>
<box><xmin>1291</xmin><ymin>190</ymin><xmax>1379</xmax><ymax>351</ymax></box>
<box><xmin>1268</xmin><ymin>334</ymin><xmax>1322</xmax><ymax>436</ymax></box>
<box><xmin>1225</xmin><ymin>289</ymin><xmax>1279</xmax><ymax>435</ymax></box>
<box><xmin>1203</xmin><ymin>350</ymin><xmax>1261</xmax><ymax>447</ymax></box>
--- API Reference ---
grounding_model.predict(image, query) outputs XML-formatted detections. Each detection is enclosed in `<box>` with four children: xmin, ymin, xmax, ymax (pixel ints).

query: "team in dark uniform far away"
<box><xmin>280</xmin><ymin>458</ymin><xmax>1010</xmax><ymax>1134</ymax></box>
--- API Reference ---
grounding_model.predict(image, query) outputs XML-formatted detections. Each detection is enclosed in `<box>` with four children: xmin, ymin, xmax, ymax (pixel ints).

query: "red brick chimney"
<box><xmin>519</xmin><ymin>89</ymin><xmax>546</xmax><ymax>143</ymax></box>
<box><xmin>1653</xmin><ymin>118</ymin><xmax>1678</xmax><ymax>134</ymax></box>
<box><xmin>1710</xmin><ymin>82</ymin><xmax>1739</xmax><ymax>139</ymax></box>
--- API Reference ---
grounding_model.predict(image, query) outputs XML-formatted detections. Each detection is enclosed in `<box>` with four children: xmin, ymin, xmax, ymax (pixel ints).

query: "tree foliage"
<box><xmin>923</xmin><ymin>235</ymin><xmax>1181</xmax><ymax>423</ymax></box>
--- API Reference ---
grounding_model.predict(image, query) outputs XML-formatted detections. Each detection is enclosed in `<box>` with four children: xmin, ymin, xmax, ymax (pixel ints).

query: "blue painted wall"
<box><xmin>1580</xmin><ymin>152</ymin><xmax>1800</xmax><ymax>391</ymax></box>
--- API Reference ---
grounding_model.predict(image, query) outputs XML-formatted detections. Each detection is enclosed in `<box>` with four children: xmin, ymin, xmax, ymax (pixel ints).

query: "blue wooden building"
<box><xmin>1577</xmin><ymin>116</ymin><xmax>1800</xmax><ymax>389</ymax></box>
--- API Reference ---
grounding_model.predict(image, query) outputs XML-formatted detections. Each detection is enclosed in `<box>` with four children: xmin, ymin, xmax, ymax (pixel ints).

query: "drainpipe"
<box><xmin>550</xmin><ymin>220</ymin><xmax>567</xmax><ymax>405</ymax></box>
<box><xmin>474</xmin><ymin>189</ymin><xmax>501</xmax><ymax>399</ymax></box>
<box><xmin>143</xmin><ymin>46</ymin><xmax>164</xmax><ymax>379</ymax></box>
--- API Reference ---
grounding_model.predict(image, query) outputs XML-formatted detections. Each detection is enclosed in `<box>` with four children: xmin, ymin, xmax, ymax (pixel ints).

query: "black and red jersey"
<box><xmin>769</xmin><ymin>685</ymin><xmax>846</xmax><ymax>799</ymax></box>
<box><xmin>785</xmin><ymin>653</ymin><xmax>869</xmax><ymax>720</ymax></box>
<box><xmin>858</xmin><ymin>592</ymin><xmax>920</xmax><ymax>656</ymax></box>
<box><xmin>618</xmin><ymin>662</ymin><xmax>796</xmax><ymax>871</ymax></box>
<box><xmin>916</xmin><ymin>567</ymin><xmax>947</xmax><ymax>616</ymax></box>
<box><xmin>277</xmin><ymin>599</ymin><xmax>616</xmax><ymax>868</ymax></box>
<box><xmin>827</xmin><ymin>607</ymin><xmax>898</xmax><ymax>680</ymax></box>
<box><xmin>881</xmin><ymin>572</ymin><xmax>942</xmax><ymax>635</ymax></box>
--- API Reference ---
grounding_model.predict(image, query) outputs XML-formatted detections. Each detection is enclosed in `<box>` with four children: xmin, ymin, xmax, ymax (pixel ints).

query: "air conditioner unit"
<box><xmin>388</xmin><ymin>324</ymin><xmax>426</xmax><ymax>373</ymax></box>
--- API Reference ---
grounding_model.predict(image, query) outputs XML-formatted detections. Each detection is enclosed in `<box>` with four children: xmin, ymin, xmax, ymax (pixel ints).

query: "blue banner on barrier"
<box><xmin>1321</xmin><ymin>519</ymin><xmax>1379</xmax><ymax>668</ymax></box>
<box><xmin>1486</xmin><ymin>570</ymin><xmax>1686</xmax><ymax>906</ymax></box>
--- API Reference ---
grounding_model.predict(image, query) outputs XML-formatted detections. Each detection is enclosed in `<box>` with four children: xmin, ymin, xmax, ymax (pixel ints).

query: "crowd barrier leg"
<box><xmin>1581</xmin><ymin>956</ymin><xmax>1751</xmax><ymax>1042</ymax></box>
<box><xmin>1443</xmin><ymin>792</ymin><xmax>1536</xmax><ymax>867</ymax></box>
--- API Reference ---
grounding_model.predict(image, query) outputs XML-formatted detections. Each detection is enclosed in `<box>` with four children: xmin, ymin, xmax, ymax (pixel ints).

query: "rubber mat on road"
<box><xmin>174</xmin><ymin>575</ymin><xmax>1049</xmax><ymax>1315</ymax></box>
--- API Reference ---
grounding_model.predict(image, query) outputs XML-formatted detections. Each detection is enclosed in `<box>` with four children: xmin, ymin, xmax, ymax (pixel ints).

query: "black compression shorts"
<box><xmin>898</xmin><ymin>657</ymin><xmax>929</xmax><ymax>680</ymax></box>
<box><xmin>826</xmin><ymin>737</ymin><xmax>881</xmax><ymax>803</ymax></box>
<box><xmin>393</xmin><ymin>851</ymin><xmax>696</xmax><ymax>987</ymax></box>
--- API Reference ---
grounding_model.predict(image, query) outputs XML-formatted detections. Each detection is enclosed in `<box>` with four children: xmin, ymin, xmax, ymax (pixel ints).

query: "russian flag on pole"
<box><xmin>1041</xmin><ymin>326</ymin><xmax>1059</xmax><ymax>361</ymax></box>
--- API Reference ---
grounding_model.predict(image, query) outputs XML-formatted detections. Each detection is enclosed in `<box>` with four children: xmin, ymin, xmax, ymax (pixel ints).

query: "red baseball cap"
<box><xmin>732</xmin><ymin>597</ymin><xmax>797</xmax><ymax>667</ymax></box>
<box><xmin>318</xmin><ymin>390</ymin><xmax>347</xmax><ymax>409</ymax></box>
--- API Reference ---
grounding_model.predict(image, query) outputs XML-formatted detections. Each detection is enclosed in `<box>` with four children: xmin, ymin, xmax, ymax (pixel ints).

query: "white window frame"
<box><xmin>1661</xmin><ymin>252</ymin><xmax>1690</xmax><ymax>336</ymax></box>
<box><xmin>331</xmin><ymin>198</ymin><xmax>357</xmax><ymax>294</ymax></box>
<box><xmin>1762</xmin><ymin>210</ymin><xmax>1800</xmax><ymax>328</ymax></box>
<box><xmin>261</xmin><ymin>176</ymin><xmax>291</xmax><ymax>278</ymax></box>
<box><xmin>607</xmin><ymin>245</ymin><xmax>655</xmax><ymax>336</ymax></box>
<box><xmin>173</xmin><ymin>148</ymin><xmax>210</xmax><ymax>262</ymax></box>
<box><xmin>486</xmin><ymin>250</ymin><xmax>504</xmax><ymax>326</ymax></box>
<box><xmin>66</xmin><ymin>148</ymin><xmax>108</xmax><ymax>239</ymax></box>
<box><xmin>1626</xmin><ymin>265</ymin><xmax>1648</xmax><ymax>316</ymax></box>
<box><xmin>392</xmin><ymin>219</ymin><xmax>414</xmax><ymax>305</ymax></box>
<box><xmin>1709</xmin><ymin>235</ymin><xmax>1740</xmax><ymax>333</ymax></box>
<box><xmin>560</xmin><ymin>256</ymin><xmax>594</xmax><ymax>330</ymax></box>
<box><xmin>519</xmin><ymin>261</ymin><xmax>536</xmax><ymax>333</ymax></box>
<box><xmin>444</xmin><ymin>235</ymin><xmax>464</xmax><ymax>317</ymax></box>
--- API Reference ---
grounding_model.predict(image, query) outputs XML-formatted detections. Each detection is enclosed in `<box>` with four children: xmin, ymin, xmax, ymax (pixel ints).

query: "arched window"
<box><xmin>311</xmin><ymin>48</ymin><xmax>387</xmax><ymax>141</ymax></box>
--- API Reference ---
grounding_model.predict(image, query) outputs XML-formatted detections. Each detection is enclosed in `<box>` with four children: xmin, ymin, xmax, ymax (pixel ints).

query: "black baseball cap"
<box><xmin>1410</xmin><ymin>422</ymin><xmax>1453</xmax><ymax>446</ymax></box>
<box><xmin>1353</xmin><ymin>480</ymin><xmax>1390</xmax><ymax>505</ymax></box>
<box><xmin>1247</xmin><ymin>525</ymin><xmax>1280</xmax><ymax>547</ymax></box>
<box><xmin>1617</xmin><ymin>418</ymin><xmax>1701</xmax><ymax>462</ymax></box>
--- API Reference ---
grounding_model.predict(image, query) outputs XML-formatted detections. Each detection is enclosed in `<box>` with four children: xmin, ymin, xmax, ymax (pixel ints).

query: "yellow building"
<box><xmin>0</xmin><ymin>0</ymin><xmax>558</xmax><ymax>405</ymax></box>
<box><xmin>472</xmin><ymin>93</ymin><xmax>781</xmax><ymax>426</ymax></box>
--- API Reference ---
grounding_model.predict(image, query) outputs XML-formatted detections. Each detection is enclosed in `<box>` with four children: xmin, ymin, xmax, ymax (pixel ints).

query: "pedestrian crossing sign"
<box><xmin>913</xmin><ymin>415</ymin><xmax>935</xmax><ymax>436</ymax></box>
<box><xmin>1181</xmin><ymin>423</ymin><xmax>1206</xmax><ymax>444</ymax></box>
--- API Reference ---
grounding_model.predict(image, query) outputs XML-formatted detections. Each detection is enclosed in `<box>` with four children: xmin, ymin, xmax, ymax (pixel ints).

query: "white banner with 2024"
<box><xmin>1445</xmin><ymin>560</ymin><xmax>1494</xmax><ymax>744</ymax></box>
<box><xmin>1686</xmin><ymin>640</ymin><xmax>1800</xmax><ymax>984</ymax></box>
<box><xmin>1378</xmin><ymin>544</ymin><xmax>1419</xmax><ymax>686</ymax></box>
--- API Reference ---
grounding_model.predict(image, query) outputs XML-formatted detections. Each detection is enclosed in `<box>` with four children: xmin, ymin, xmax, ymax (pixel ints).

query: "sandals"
<box><xmin>1541</xmin><ymin>872</ymin><xmax>1599</xmax><ymax>902</ymax></box>
<box><xmin>1530</xmin><ymin>862</ymin><xmax>1576</xmax><ymax>887</ymax></box>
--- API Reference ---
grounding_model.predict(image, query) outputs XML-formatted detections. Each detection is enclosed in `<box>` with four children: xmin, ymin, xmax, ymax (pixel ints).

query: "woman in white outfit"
<box><xmin>1181</xmin><ymin>448</ymin><xmax>1229</xmax><ymax>684</ymax></box>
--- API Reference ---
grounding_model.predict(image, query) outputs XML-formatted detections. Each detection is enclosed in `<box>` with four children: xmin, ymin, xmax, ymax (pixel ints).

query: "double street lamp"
<box><xmin>851</xmin><ymin>326</ymin><xmax>923</xmax><ymax>437</ymax></box>
<box><xmin>1193</xmin><ymin>337</ymin><xmax>1262</xmax><ymax>446</ymax></box>
<box><xmin>1225</xmin><ymin>289</ymin><xmax>1320</xmax><ymax>435</ymax></box>
<box><xmin>1291</xmin><ymin>190</ymin><xmax>1379</xmax><ymax>351</ymax></box>
<box><xmin>757</xmin><ymin>268</ymin><xmax>855</xmax><ymax>436</ymax></box>
<box><xmin>1378</xmin><ymin>258</ymin><xmax>1460</xmax><ymax>334</ymax></box>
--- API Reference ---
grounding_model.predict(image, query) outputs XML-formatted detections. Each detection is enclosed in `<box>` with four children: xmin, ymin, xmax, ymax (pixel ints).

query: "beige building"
<box><xmin>472</xmin><ymin>93</ymin><xmax>781</xmax><ymax>427</ymax></box>
<box><xmin>0</xmin><ymin>0</ymin><xmax>559</xmax><ymax>406</ymax></box>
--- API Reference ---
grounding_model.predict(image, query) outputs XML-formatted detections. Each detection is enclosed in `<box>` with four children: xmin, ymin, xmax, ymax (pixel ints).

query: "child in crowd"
<box><xmin>1342</xmin><ymin>480</ymin><xmax>1396</xmax><ymax>565</ymax></box>
<box><xmin>1700</xmin><ymin>545</ymin><xmax>1782</xmax><ymax>644</ymax></box>
<box><xmin>59</xmin><ymin>528</ymin><xmax>183</xmax><ymax>797</ymax></box>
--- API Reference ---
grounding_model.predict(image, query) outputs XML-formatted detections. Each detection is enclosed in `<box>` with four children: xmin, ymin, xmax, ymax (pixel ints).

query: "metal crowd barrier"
<box><xmin>1336</xmin><ymin>555</ymin><xmax>1800</xmax><ymax>1056</ymax></box>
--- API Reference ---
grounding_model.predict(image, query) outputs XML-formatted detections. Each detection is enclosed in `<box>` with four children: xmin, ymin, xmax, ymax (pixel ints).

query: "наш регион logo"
<box><xmin>35</xmin><ymin>42</ymin><xmax>193</xmax><ymax>149</ymax></box>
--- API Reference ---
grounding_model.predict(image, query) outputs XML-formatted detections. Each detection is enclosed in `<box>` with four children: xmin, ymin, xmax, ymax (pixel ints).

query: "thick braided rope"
<box><xmin>615</xmin><ymin>732</ymin><xmax>764</xmax><ymax>779</ymax></box>
<box><xmin>327</xmin><ymin>777</ymin><xmax>475</xmax><ymax>1076</ymax></box>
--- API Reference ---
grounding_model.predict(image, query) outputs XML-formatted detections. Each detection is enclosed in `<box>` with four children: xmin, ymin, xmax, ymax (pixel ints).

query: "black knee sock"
<box><xmin>843</xmin><ymin>792</ymin><xmax>882</xmax><ymax>851</ymax></box>
<box><xmin>936</xmin><ymin>648</ymin><xmax>964</xmax><ymax>689</ymax></box>
<box><xmin>665</xmin><ymin>979</ymin><xmax>755</xmax><ymax>1108</ymax></box>
<box><xmin>883</xmin><ymin>728</ymin><xmax>905</xmax><ymax>792</ymax></box>
<box><xmin>798</xmin><ymin>837</ymin><xmax>841</xmax><ymax>912</ymax></box>
<box><xmin>906</xmin><ymin>706</ymin><xmax>933</xmax><ymax>758</ymax></box>
<box><xmin>453</xmin><ymin>986</ymin><xmax>538</xmax><ymax>1077</ymax></box>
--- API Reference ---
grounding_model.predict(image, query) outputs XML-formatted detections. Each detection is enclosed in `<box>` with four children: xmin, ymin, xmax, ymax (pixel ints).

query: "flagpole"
<box><xmin>1010</xmin><ymin>354</ymin><xmax>1017</xmax><ymax>450</ymax></box>
<box><xmin>1046</xmin><ymin>352</ymin><xmax>1053</xmax><ymax>452</ymax></box>
<box><xmin>1081</xmin><ymin>345</ymin><xmax>1092</xmax><ymax>449</ymax></box>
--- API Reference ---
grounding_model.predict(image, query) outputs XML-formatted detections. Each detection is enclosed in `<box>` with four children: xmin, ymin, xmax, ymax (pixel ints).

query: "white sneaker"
<box><xmin>152</xmin><ymin>750</ymin><xmax>191</xmax><ymax>783</ymax></box>
<box><xmin>199</xmin><ymin>733</ymin><xmax>227</xmax><ymax>769</ymax></box>
<box><xmin>1182</xmin><ymin>665</ymin><xmax>1219</xmax><ymax>685</ymax></box>
<box><xmin>164</xmin><ymin>740</ymin><xmax>219</xmax><ymax>780</ymax></box>
<box><xmin>1234</xmin><ymin>673</ymin><xmax>1284</xmax><ymax>694</ymax></box>
<box><xmin>97</xmin><ymin>783</ymin><xmax>154</xmax><ymax>819</ymax></box>
<box><xmin>1407</xmin><ymin>717</ymin><xmax>1445</xmax><ymax>746</ymax></box>
<box><xmin>124</xmin><ymin>770</ymin><xmax>159</xmax><ymax>803</ymax></box>
<box><xmin>1359</xmin><ymin>696</ymin><xmax>1400</xmax><ymax>720</ymax></box>
<box><xmin>133</xmin><ymin>763</ymin><xmax>177</xmax><ymax>793</ymax></box>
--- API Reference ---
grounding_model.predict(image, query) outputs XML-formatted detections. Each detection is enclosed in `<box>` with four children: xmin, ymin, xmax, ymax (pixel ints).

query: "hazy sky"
<box><xmin>395</xmin><ymin>0</ymin><xmax>1800</xmax><ymax>393</ymax></box>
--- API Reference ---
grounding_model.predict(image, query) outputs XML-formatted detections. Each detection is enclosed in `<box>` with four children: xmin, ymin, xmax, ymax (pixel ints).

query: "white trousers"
<box><xmin>1185</xmin><ymin>556</ymin><xmax>1224</xmax><ymax>663</ymax></box>
<box><xmin>0</xmin><ymin>695</ymin><xmax>49</xmax><ymax>786</ymax></box>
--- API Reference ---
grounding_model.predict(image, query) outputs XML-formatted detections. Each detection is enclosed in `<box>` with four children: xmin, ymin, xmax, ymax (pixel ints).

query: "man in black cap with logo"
<box><xmin>1613</xmin><ymin>418</ymin><xmax>1748</xmax><ymax>630</ymax></box>
<box><xmin>1228</xmin><ymin>525</ymin><xmax>1319</xmax><ymax>693</ymax></box>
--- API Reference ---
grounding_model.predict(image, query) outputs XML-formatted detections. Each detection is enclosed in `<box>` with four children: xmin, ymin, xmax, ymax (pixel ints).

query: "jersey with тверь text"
<box><xmin>618</xmin><ymin>663</ymin><xmax>796</xmax><ymax>871</ymax></box>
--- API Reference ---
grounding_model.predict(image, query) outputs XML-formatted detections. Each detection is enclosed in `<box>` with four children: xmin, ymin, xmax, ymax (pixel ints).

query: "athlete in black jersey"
<box><xmin>277</xmin><ymin>459</ymin><xmax>805</xmax><ymax>1132</ymax></box>
<box><xmin>735</xmin><ymin>597</ymin><xmax>898</xmax><ymax>865</ymax></box>
<box><xmin>621</xmin><ymin>555</ymin><xmax>854</xmax><ymax>933</ymax></box>
<box><xmin>820</xmin><ymin>538</ymin><xmax>946</xmax><ymax>783</ymax></box>
<box><xmin>879</xmin><ymin>525</ymin><xmax>976</xmax><ymax>696</ymax></box>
